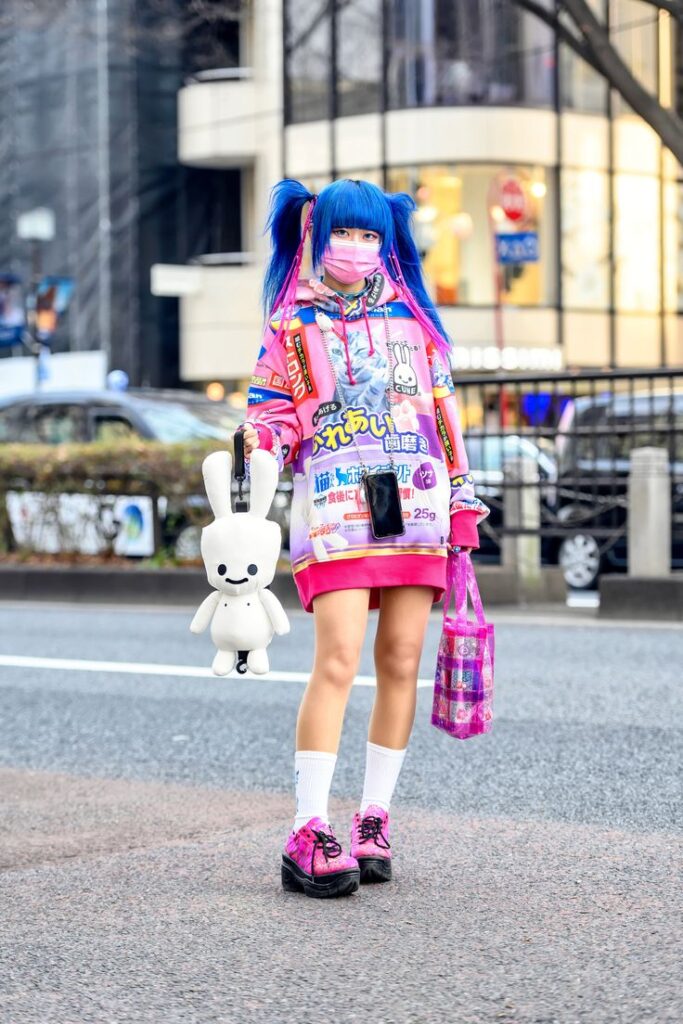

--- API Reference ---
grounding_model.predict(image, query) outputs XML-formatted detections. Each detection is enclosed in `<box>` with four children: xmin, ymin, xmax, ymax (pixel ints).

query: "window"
<box><xmin>284</xmin><ymin>1</ymin><xmax>332</xmax><ymax>124</ymax></box>
<box><xmin>388</xmin><ymin>164</ymin><xmax>556</xmax><ymax>307</ymax></box>
<box><xmin>22</xmin><ymin>404</ymin><xmax>87</xmax><ymax>444</ymax></box>
<box><xmin>610</xmin><ymin>0</ymin><xmax>658</xmax><ymax>116</ymax></box>
<box><xmin>386</xmin><ymin>0</ymin><xmax>554</xmax><ymax>111</ymax></box>
<box><xmin>284</xmin><ymin>0</ymin><xmax>555</xmax><ymax>123</ymax></box>
<box><xmin>182</xmin><ymin>168</ymin><xmax>242</xmax><ymax>259</ymax></box>
<box><xmin>561</xmin><ymin>170</ymin><xmax>610</xmax><ymax>310</ymax></box>
<box><xmin>182</xmin><ymin>3</ymin><xmax>242</xmax><ymax>75</ymax></box>
<box><xmin>337</xmin><ymin>0</ymin><xmax>382</xmax><ymax>116</ymax></box>
<box><xmin>559</xmin><ymin>1</ymin><xmax>608</xmax><ymax>114</ymax></box>
<box><xmin>93</xmin><ymin>416</ymin><xmax>137</xmax><ymax>444</ymax></box>
<box><xmin>614</xmin><ymin>174</ymin><xmax>660</xmax><ymax>312</ymax></box>
<box><xmin>0</xmin><ymin>406</ymin><xmax>22</xmax><ymax>443</ymax></box>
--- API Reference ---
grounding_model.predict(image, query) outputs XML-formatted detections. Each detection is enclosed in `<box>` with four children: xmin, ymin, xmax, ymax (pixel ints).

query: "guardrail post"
<box><xmin>502</xmin><ymin>454</ymin><xmax>541</xmax><ymax>592</ymax></box>
<box><xmin>628</xmin><ymin>447</ymin><xmax>671</xmax><ymax>577</ymax></box>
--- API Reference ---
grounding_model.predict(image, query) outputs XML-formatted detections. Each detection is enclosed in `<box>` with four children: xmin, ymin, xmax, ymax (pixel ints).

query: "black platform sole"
<box><xmin>357</xmin><ymin>857</ymin><xmax>392</xmax><ymax>884</ymax></box>
<box><xmin>281</xmin><ymin>855</ymin><xmax>360</xmax><ymax>898</ymax></box>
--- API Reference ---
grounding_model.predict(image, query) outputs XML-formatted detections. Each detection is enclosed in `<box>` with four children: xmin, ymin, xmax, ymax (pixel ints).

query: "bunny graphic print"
<box><xmin>245</xmin><ymin>271</ymin><xmax>489</xmax><ymax>613</ymax></box>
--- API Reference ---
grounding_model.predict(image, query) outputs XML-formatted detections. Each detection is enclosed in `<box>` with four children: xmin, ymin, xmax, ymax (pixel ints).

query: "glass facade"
<box><xmin>386</xmin><ymin>0</ymin><xmax>554</xmax><ymax>111</ymax></box>
<box><xmin>284</xmin><ymin>0</ymin><xmax>332</xmax><ymax>123</ymax></box>
<box><xmin>284</xmin><ymin>0</ymin><xmax>555</xmax><ymax>125</ymax></box>
<box><xmin>561</xmin><ymin>170</ymin><xmax>610</xmax><ymax>310</ymax></box>
<box><xmin>387</xmin><ymin>165</ymin><xmax>556</xmax><ymax>308</ymax></box>
<box><xmin>559</xmin><ymin>1</ymin><xmax>608</xmax><ymax>114</ymax></box>
<box><xmin>0</xmin><ymin>0</ymin><xmax>244</xmax><ymax>386</ymax></box>
<box><xmin>610</xmin><ymin>0</ymin><xmax>658</xmax><ymax>116</ymax></box>
<box><xmin>614</xmin><ymin>174</ymin><xmax>661</xmax><ymax>312</ymax></box>
<box><xmin>337</xmin><ymin>0</ymin><xmax>382</xmax><ymax>116</ymax></box>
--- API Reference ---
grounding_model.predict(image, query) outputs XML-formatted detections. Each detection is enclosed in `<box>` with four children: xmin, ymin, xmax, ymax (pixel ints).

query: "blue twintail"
<box><xmin>260</xmin><ymin>177</ymin><xmax>452</xmax><ymax>360</ymax></box>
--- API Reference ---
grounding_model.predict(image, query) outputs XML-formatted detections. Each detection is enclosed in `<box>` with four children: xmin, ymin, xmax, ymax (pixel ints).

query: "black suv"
<box><xmin>553</xmin><ymin>390</ymin><xmax>683</xmax><ymax>588</ymax></box>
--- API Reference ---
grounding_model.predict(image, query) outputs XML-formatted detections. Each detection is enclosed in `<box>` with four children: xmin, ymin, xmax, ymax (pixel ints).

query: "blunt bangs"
<box><xmin>310</xmin><ymin>179</ymin><xmax>394</xmax><ymax>269</ymax></box>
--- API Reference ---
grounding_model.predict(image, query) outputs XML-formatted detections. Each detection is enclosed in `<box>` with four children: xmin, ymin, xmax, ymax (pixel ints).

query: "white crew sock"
<box><xmin>359</xmin><ymin>741</ymin><xmax>408</xmax><ymax>815</ymax></box>
<box><xmin>293</xmin><ymin>750</ymin><xmax>337</xmax><ymax>831</ymax></box>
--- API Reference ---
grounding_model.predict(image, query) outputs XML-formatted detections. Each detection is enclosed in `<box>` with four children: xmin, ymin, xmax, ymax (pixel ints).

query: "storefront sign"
<box><xmin>450</xmin><ymin>345</ymin><xmax>563</xmax><ymax>372</ymax></box>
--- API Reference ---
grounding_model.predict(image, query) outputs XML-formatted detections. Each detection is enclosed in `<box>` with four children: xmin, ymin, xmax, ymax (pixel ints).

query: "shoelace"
<box><xmin>357</xmin><ymin>815</ymin><xmax>391</xmax><ymax>849</ymax></box>
<box><xmin>311</xmin><ymin>827</ymin><xmax>343</xmax><ymax>863</ymax></box>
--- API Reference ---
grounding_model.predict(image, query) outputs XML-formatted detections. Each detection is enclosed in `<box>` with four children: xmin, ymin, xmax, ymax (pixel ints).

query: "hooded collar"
<box><xmin>294</xmin><ymin>271</ymin><xmax>398</xmax><ymax>317</ymax></box>
<box><xmin>291</xmin><ymin>271</ymin><xmax>400</xmax><ymax>386</ymax></box>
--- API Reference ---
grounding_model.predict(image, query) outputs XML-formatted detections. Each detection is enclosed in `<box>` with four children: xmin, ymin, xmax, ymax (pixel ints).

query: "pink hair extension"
<box><xmin>386</xmin><ymin>248</ymin><xmax>452</xmax><ymax>365</ymax></box>
<box><xmin>268</xmin><ymin>196</ymin><xmax>317</xmax><ymax>349</ymax></box>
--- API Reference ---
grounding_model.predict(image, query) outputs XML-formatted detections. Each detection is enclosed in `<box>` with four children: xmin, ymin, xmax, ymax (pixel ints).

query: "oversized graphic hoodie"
<box><xmin>245</xmin><ymin>270</ymin><xmax>489</xmax><ymax>613</ymax></box>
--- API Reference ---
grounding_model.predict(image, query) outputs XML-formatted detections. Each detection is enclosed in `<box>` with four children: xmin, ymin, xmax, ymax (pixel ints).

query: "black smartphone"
<box><xmin>363</xmin><ymin>470</ymin><xmax>406</xmax><ymax>539</ymax></box>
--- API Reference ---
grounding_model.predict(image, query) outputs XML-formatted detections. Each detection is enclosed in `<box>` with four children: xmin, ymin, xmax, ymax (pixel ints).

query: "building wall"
<box><xmin>163</xmin><ymin>0</ymin><xmax>682</xmax><ymax>385</ymax></box>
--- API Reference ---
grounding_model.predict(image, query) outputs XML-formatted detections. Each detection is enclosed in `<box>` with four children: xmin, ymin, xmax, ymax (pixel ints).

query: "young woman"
<box><xmin>240</xmin><ymin>177</ymin><xmax>489</xmax><ymax>899</ymax></box>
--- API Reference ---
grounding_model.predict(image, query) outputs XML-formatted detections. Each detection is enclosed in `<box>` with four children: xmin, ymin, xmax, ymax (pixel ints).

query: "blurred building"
<box><xmin>0</xmin><ymin>0</ymin><xmax>243</xmax><ymax>387</ymax></box>
<box><xmin>154</xmin><ymin>0</ymin><xmax>683</xmax><ymax>392</ymax></box>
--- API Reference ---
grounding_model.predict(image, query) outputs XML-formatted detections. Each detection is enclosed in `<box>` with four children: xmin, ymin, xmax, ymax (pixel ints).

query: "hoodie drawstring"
<box><xmin>334</xmin><ymin>296</ymin><xmax>356</xmax><ymax>385</ymax></box>
<box><xmin>361</xmin><ymin>295</ymin><xmax>375</xmax><ymax>356</ymax></box>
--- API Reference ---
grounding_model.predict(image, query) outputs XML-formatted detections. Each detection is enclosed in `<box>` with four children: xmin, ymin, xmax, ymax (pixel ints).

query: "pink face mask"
<box><xmin>321</xmin><ymin>239</ymin><xmax>382</xmax><ymax>284</ymax></box>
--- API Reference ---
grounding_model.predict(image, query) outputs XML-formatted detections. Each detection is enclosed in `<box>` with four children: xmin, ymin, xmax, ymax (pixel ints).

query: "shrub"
<box><xmin>0</xmin><ymin>438</ymin><xmax>228</xmax><ymax>558</ymax></box>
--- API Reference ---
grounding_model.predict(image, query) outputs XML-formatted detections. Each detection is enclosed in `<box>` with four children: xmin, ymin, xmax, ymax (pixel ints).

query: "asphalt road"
<box><xmin>0</xmin><ymin>601</ymin><xmax>681</xmax><ymax>1024</ymax></box>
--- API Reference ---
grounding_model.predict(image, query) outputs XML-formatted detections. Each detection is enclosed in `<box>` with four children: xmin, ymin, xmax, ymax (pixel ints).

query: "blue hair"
<box><xmin>309</xmin><ymin>179</ymin><xmax>395</xmax><ymax>270</ymax></box>
<box><xmin>261</xmin><ymin>178</ymin><xmax>315</xmax><ymax>319</ymax></box>
<box><xmin>261</xmin><ymin>177</ymin><xmax>452</xmax><ymax>355</ymax></box>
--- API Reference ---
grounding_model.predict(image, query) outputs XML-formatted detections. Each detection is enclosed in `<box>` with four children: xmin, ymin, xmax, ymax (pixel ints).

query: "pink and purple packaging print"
<box><xmin>432</xmin><ymin>552</ymin><xmax>495</xmax><ymax>740</ymax></box>
<box><xmin>246</xmin><ymin>272</ymin><xmax>489</xmax><ymax>583</ymax></box>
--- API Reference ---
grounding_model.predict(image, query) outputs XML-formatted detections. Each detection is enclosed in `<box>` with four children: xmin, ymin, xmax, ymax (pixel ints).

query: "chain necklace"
<box><xmin>315</xmin><ymin>303</ymin><xmax>399</xmax><ymax>480</ymax></box>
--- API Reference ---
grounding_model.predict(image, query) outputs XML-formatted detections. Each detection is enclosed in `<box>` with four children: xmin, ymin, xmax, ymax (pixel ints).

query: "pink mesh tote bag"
<box><xmin>431</xmin><ymin>551</ymin><xmax>494</xmax><ymax>739</ymax></box>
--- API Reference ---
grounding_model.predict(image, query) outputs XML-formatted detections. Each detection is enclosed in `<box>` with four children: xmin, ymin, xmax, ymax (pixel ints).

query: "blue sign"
<box><xmin>495</xmin><ymin>231</ymin><xmax>539</xmax><ymax>265</ymax></box>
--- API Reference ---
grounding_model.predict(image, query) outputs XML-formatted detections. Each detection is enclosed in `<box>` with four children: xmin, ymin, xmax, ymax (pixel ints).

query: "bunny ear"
<box><xmin>202</xmin><ymin>451</ymin><xmax>233</xmax><ymax>519</ymax></box>
<box><xmin>392</xmin><ymin>341</ymin><xmax>402</xmax><ymax>362</ymax></box>
<box><xmin>248</xmin><ymin>449</ymin><xmax>279</xmax><ymax>519</ymax></box>
<box><xmin>400</xmin><ymin>344</ymin><xmax>409</xmax><ymax>363</ymax></box>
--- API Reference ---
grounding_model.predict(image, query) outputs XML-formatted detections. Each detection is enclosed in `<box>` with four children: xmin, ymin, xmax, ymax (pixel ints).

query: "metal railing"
<box><xmin>456</xmin><ymin>368</ymin><xmax>683</xmax><ymax>579</ymax></box>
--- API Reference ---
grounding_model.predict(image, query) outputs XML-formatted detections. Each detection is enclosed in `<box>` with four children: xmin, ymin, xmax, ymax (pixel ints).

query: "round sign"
<box><xmin>500</xmin><ymin>178</ymin><xmax>526</xmax><ymax>222</ymax></box>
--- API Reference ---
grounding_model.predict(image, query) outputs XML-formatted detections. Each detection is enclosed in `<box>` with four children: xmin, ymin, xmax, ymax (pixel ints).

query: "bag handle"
<box><xmin>444</xmin><ymin>551</ymin><xmax>486</xmax><ymax>625</ymax></box>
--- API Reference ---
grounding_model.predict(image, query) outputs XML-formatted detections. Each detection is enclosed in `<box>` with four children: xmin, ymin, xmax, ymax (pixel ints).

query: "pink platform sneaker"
<box><xmin>350</xmin><ymin>805</ymin><xmax>392</xmax><ymax>883</ymax></box>
<box><xmin>281</xmin><ymin>816</ymin><xmax>360</xmax><ymax>898</ymax></box>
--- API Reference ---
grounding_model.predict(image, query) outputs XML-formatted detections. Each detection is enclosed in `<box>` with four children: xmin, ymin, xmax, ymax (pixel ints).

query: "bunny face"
<box><xmin>199</xmin><ymin>447</ymin><xmax>282</xmax><ymax>594</ymax></box>
<box><xmin>391</xmin><ymin>342</ymin><xmax>418</xmax><ymax>394</ymax></box>
<box><xmin>201</xmin><ymin>516</ymin><xmax>281</xmax><ymax>594</ymax></box>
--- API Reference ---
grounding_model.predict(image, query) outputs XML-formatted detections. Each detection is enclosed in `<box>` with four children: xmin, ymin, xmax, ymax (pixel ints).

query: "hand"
<box><xmin>240</xmin><ymin>424</ymin><xmax>260</xmax><ymax>458</ymax></box>
<box><xmin>448</xmin><ymin>543</ymin><xmax>473</xmax><ymax>554</ymax></box>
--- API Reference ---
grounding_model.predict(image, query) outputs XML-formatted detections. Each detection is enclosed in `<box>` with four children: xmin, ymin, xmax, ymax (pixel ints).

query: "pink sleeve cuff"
<box><xmin>449</xmin><ymin>509</ymin><xmax>480</xmax><ymax>550</ymax></box>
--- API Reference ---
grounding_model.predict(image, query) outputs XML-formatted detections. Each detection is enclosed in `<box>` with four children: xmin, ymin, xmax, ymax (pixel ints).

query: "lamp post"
<box><xmin>16</xmin><ymin>206</ymin><xmax>56</xmax><ymax>389</ymax></box>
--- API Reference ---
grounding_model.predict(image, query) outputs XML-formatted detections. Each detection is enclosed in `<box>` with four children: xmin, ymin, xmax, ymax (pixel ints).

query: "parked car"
<box><xmin>464</xmin><ymin>432</ymin><xmax>558</xmax><ymax>565</ymax></box>
<box><xmin>553</xmin><ymin>390</ymin><xmax>683</xmax><ymax>588</ymax></box>
<box><xmin>0</xmin><ymin>388</ymin><xmax>245</xmax><ymax>445</ymax></box>
<box><xmin>0</xmin><ymin>388</ymin><xmax>291</xmax><ymax>559</ymax></box>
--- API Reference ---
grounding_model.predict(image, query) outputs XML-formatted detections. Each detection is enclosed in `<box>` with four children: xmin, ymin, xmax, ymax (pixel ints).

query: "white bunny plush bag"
<box><xmin>190</xmin><ymin>448</ymin><xmax>290</xmax><ymax>676</ymax></box>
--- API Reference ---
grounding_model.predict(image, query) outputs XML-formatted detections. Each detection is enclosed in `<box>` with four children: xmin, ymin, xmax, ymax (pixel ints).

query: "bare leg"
<box><xmin>370</xmin><ymin>586</ymin><xmax>435</xmax><ymax>749</ymax></box>
<box><xmin>295</xmin><ymin>588</ymin><xmax>371</xmax><ymax>752</ymax></box>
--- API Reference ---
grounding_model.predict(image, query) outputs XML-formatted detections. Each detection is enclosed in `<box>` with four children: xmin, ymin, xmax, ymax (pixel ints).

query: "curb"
<box><xmin>599</xmin><ymin>574</ymin><xmax>683</xmax><ymax>621</ymax></box>
<box><xmin>0</xmin><ymin>563</ymin><xmax>566</xmax><ymax>609</ymax></box>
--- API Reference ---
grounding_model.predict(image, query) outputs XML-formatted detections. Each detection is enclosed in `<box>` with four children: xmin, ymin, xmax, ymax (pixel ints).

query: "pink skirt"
<box><xmin>293</xmin><ymin>552</ymin><xmax>448</xmax><ymax>613</ymax></box>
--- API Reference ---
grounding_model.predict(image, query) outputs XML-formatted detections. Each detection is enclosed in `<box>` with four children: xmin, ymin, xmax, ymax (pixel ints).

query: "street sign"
<box><xmin>500</xmin><ymin>178</ymin><xmax>526</xmax><ymax>222</ymax></box>
<box><xmin>495</xmin><ymin>231</ymin><xmax>539</xmax><ymax>264</ymax></box>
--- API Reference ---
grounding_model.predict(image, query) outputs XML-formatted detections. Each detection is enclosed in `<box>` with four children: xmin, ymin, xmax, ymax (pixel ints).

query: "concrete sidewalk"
<box><xmin>1</xmin><ymin>767</ymin><xmax>680</xmax><ymax>1024</ymax></box>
